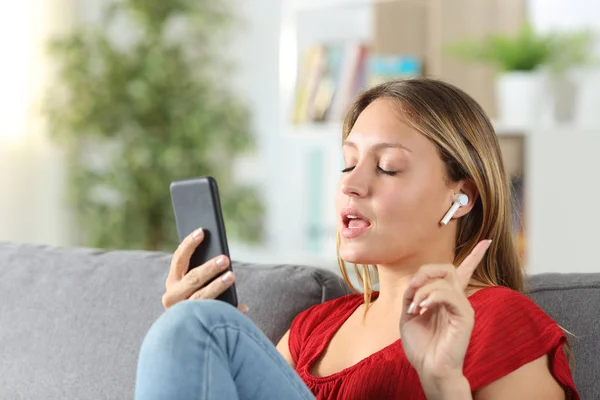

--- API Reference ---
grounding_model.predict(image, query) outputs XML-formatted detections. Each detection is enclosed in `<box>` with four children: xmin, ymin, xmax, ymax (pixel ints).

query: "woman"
<box><xmin>135</xmin><ymin>79</ymin><xmax>579</xmax><ymax>399</ymax></box>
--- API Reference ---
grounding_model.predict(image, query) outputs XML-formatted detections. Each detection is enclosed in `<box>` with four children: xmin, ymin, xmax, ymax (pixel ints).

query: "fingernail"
<box><xmin>216</xmin><ymin>256</ymin><xmax>227</xmax><ymax>269</ymax></box>
<box><xmin>192</xmin><ymin>228</ymin><xmax>203</xmax><ymax>239</ymax></box>
<box><xmin>407</xmin><ymin>302</ymin><xmax>417</xmax><ymax>314</ymax></box>
<box><xmin>240</xmin><ymin>304</ymin><xmax>249</xmax><ymax>313</ymax></box>
<box><xmin>419</xmin><ymin>298</ymin><xmax>429</xmax><ymax>308</ymax></box>
<box><xmin>221</xmin><ymin>271</ymin><xmax>234</xmax><ymax>283</ymax></box>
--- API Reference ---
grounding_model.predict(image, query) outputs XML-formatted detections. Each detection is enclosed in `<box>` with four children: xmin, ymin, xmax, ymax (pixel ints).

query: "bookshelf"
<box><xmin>278</xmin><ymin>0</ymin><xmax>528</xmax><ymax>267</ymax></box>
<box><xmin>281</xmin><ymin>0</ymin><xmax>528</xmax><ymax>130</ymax></box>
<box><xmin>277</xmin><ymin>0</ymin><xmax>600</xmax><ymax>274</ymax></box>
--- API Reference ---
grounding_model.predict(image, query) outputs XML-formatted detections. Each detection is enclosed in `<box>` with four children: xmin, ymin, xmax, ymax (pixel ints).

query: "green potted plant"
<box><xmin>446</xmin><ymin>24</ymin><xmax>553</xmax><ymax>126</ymax></box>
<box><xmin>545</xmin><ymin>29</ymin><xmax>596</xmax><ymax>123</ymax></box>
<box><xmin>44</xmin><ymin>0</ymin><xmax>264</xmax><ymax>252</ymax></box>
<box><xmin>447</xmin><ymin>24</ymin><xmax>597</xmax><ymax>126</ymax></box>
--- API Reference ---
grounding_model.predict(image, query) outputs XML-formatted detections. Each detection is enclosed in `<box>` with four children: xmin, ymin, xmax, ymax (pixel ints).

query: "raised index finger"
<box><xmin>456</xmin><ymin>239</ymin><xmax>492</xmax><ymax>288</ymax></box>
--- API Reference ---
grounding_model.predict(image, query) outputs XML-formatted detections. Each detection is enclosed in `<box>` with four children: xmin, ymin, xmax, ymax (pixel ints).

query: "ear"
<box><xmin>451</xmin><ymin>179</ymin><xmax>479</xmax><ymax>219</ymax></box>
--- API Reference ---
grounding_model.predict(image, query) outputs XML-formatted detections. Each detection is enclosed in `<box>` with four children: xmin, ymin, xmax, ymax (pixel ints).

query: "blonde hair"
<box><xmin>337</xmin><ymin>78</ymin><xmax>523</xmax><ymax>309</ymax></box>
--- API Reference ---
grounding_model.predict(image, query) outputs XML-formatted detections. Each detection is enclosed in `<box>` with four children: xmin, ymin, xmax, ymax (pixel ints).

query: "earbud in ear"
<box><xmin>440</xmin><ymin>193</ymin><xmax>469</xmax><ymax>225</ymax></box>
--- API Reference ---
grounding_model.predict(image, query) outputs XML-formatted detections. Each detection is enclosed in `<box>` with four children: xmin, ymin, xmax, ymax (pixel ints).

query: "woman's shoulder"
<box><xmin>469</xmin><ymin>285</ymin><xmax>558</xmax><ymax>329</ymax></box>
<box><xmin>468</xmin><ymin>285</ymin><xmax>564</xmax><ymax>345</ymax></box>
<box><xmin>469</xmin><ymin>284</ymin><xmax>534</xmax><ymax>304</ymax></box>
<box><xmin>465</xmin><ymin>285</ymin><xmax>570</xmax><ymax>391</ymax></box>
<box><xmin>469</xmin><ymin>285</ymin><xmax>536</xmax><ymax>308</ymax></box>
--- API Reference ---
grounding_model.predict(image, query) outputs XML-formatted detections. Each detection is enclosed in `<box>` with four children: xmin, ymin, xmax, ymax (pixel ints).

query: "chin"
<box><xmin>338</xmin><ymin>242</ymin><xmax>381</xmax><ymax>265</ymax></box>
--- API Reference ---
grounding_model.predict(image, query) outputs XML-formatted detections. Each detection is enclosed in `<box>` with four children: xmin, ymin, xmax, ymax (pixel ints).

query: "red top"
<box><xmin>289</xmin><ymin>286</ymin><xmax>579</xmax><ymax>399</ymax></box>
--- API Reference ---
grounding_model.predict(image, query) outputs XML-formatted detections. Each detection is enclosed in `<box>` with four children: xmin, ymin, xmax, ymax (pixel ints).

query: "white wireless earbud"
<box><xmin>440</xmin><ymin>194</ymin><xmax>469</xmax><ymax>225</ymax></box>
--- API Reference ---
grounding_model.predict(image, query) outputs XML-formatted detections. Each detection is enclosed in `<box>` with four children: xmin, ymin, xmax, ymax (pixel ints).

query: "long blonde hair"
<box><xmin>337</xmin><ymin>78</ymin><xmax>523</xmax><ymax>307</ymax></box>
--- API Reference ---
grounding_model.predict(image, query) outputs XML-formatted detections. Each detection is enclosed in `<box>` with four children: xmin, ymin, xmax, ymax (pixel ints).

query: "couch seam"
<box><xmin>309</xmin><ymin>271</ymin><xmax>328</xmax><ymax>303</ymax></box>
<box><xmin>526</xmin><ymin>285</ymin><xmax>600</xmax><ymax>294</ymax></box>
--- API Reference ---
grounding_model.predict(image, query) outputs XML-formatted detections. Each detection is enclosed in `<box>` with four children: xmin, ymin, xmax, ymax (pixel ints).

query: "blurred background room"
<box><xmin>1</xmin><ymin>0</ymin><xmax>599</xmax><ymax>275</ymax></box>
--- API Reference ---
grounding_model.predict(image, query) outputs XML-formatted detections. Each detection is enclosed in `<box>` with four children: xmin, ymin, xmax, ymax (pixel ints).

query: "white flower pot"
<box><xmin>548</xmin><ymin>73</ymin><xmax>578</xmax><ymax>123</ymax></box>
<box><xmin>572</xmin><ymin>68</ymin><xmax>600</xmax><ymax>129</ymax></box>
<box><xmin>496</xmin><ymin>71</ymin><xmax>547</xmax><ymax>127</ymax></box>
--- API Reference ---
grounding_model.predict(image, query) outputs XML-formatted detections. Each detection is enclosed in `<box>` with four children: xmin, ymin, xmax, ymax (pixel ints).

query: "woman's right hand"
<box><xmin>161</xmin><ymin>228</ymin><xmax>248</xmax><ymax>314</ymax></box>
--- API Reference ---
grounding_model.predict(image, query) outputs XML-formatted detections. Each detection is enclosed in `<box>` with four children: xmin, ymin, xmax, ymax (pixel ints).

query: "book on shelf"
<box><xmin>367</xmin><ymin>55</ymin><xmax>421</xmax><ymax>87</ymax></box>
<box><xmin>290</xmin><ymin>42</ymin><xmax>422</xmax><ymax>127</ymax></box>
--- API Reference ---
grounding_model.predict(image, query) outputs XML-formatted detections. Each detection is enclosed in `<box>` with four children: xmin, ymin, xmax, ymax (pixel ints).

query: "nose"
<box><xmin>340</xmin><ymin>166</ymin><xmax>369</xmax><ymax>198</ymax></box>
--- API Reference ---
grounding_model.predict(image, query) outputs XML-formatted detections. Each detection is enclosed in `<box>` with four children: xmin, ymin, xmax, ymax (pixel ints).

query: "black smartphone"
<box><xmin>169</xmin><ymin>176</ymin><xmax>238</xmax><ymax>307</ymax></box>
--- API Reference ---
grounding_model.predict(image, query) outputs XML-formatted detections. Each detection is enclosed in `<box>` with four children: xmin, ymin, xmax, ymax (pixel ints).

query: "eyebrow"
<box><xmin>343</xmin><ymin>140</ymin><xmax>412</xmax><ymax>153</ymax></box>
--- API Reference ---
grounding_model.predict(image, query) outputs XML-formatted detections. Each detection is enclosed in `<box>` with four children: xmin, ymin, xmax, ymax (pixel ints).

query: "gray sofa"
<box><xmin>0</xmin><ymin>242</ymin><xmax>597</xmax><ymax>399</ymax></box>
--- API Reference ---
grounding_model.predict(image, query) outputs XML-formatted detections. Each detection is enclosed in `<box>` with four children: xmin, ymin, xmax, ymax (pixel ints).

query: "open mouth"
<box><xmin>341</xmin><ymin>208</ymin><xmax>372</xmax><ymax>239</ymax></box>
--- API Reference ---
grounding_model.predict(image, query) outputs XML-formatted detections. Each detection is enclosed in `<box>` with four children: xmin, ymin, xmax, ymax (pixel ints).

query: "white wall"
<box><xmin>526</xmin><ymin>129</ymin><xmax>600</xmax><ymax>274</ymax></box>
<box><xmin>525</xmin><ymin>0</ymin><xmax>600</xmax><ymax>274</ymax></box>
<box><xmin>528</xmin><ymin>0</ymin><xmax>600</xmax><ymax>33</ymax></box>
<box><xmin>0</xmin><ymin>0</ymin><xmax>76</xmax><ymax>247</ymax></box>
<box><xmin>224</xmin><ymin>0</ymin><xmax>296</xmax><ymax>264</ymax></box>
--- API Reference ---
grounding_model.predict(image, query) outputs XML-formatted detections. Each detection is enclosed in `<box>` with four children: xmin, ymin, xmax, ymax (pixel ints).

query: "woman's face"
<box><xmin>336</xmin><ymin>97</ymin><xmax>457</xmax><ymax>266</ymax></box>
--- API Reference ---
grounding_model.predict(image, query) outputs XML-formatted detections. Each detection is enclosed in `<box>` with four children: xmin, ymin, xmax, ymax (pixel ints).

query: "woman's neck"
<box><xmin>371</xmin><ymin>248</ymin><xmax>455</xmax><ymax>315</ymax></box>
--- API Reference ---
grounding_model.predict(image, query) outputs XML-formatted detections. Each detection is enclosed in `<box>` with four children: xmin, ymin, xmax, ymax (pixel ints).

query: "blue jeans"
<box><xmin>135</xmin><ymin>300</ymin><xmax>316</xmax><ymax>400</ymax></box>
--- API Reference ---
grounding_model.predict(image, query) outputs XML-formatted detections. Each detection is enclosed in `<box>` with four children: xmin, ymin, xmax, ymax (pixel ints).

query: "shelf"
<box><xmin>290</xmin><ymin>0</ymin><xmax>392</xmax><ymax>12</ymax></box>
<box><xmin>492</xmin><ymin>121</ymin><xmax>531</xmax><ymax>136</ymax></box>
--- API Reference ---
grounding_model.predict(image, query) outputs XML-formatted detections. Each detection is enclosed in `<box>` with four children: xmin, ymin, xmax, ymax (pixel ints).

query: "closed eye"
<box><xmin>378</xmin><ymin>167</ymin><xmax>398</xmax><ymax>176</ymax></box>
<box><xmin>341</xmin><ymin>166</ymin><xmax>398</xmax><ymax>176</ymax></box>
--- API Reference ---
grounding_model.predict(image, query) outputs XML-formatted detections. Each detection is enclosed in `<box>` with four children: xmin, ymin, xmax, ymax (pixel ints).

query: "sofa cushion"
<box><xmin>234</xmin><ymin>261</ymin><xmax>351</xmax><ymax>343</ymax></box>
<box><xmin>0</xmin><ymin>242</ymin><xmax>349</xmax><ymax>400</ymax></box>
<box><xmin>527</xmin><ymin>273</ymin><xmax>600</xmax><ymax>399</ymax></box>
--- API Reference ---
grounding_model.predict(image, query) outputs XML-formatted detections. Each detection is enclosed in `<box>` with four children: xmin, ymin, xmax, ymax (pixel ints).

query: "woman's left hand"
<box><xmin>400</xmin><ymin>240</ymin><xmax>492</xmax><ymax>396</ymax></box>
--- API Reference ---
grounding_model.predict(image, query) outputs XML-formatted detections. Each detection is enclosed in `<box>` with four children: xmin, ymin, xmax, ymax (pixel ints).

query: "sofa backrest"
<box><xmin>0</xmin><ymin>242</ymin><xmax>597</xmax><ymax>399</ymax></box>
<box><xmin>527</xmin><ymin>273</ymin><xmax>600</xmax><ymax>399</ymax></box>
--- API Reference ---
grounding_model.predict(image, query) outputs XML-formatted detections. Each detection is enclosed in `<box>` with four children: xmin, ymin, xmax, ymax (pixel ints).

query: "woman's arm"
<box><xmin>474</xmin><ymin>354</ymin><xmax>566</xmax><ymax>400</ymax></box>
<box><xmin>276</xmin><ymin>329</ymin><xmax>296</xmax><ymax>368</ymax></box>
